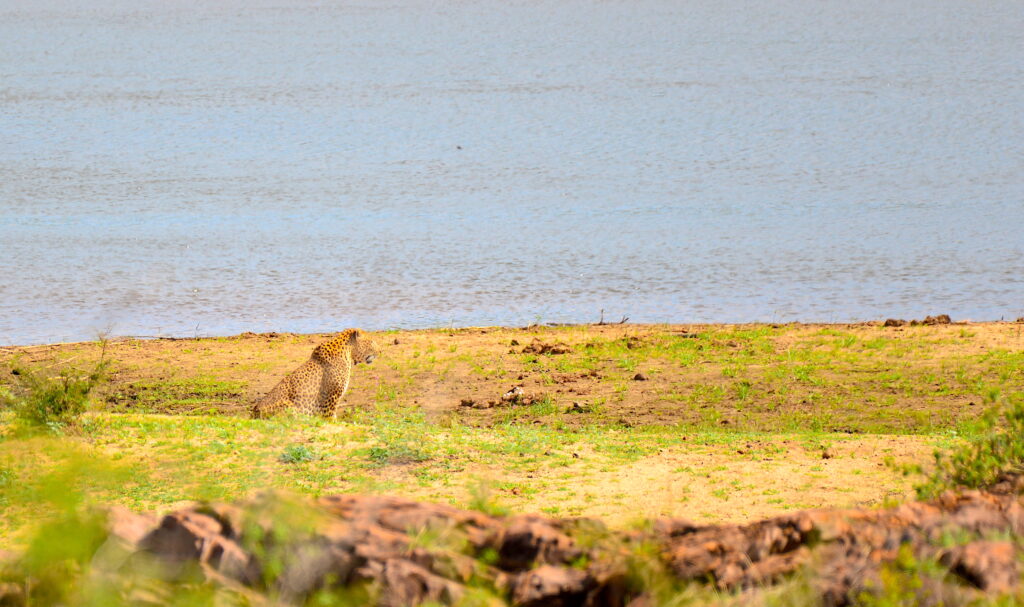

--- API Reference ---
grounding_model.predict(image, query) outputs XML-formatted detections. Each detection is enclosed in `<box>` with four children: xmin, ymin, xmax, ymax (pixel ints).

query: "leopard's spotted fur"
<box><xmin>251</xmin><ymin>329</ymin><xmax>380</xmax><ymax>419</ymax></box>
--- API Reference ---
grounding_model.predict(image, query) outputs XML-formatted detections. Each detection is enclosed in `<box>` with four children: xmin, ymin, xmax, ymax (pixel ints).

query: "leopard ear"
<box><xmin>347</xmin><ymin>329</ymin><xmax>361</xmax><ymax>346</ymax></box>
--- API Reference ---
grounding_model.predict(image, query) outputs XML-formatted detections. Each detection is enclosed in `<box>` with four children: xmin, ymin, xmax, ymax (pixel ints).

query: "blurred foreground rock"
<box><xmin>21</xmin><ymin>480</ymin><xmax>1024</xmax><ymax>605</ymax></box>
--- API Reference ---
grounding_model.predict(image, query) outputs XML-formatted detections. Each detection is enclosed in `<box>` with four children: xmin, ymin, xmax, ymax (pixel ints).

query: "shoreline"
<box><xmin>3</xmin><ymin>316</ymin><xmax>1015</xmax><ymax>351</ymax></box>
<box><xmin>4</xmin><ymin>320</ymin><xmax>1021</xmax><ymax>433</ymax></box>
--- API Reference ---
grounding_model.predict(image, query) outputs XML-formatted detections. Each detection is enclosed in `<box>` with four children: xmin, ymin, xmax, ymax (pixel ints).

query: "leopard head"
<box><xmin>350</xmin><ymin>329</ymin><xmax>380</xmax><ymax>365</ymax></box>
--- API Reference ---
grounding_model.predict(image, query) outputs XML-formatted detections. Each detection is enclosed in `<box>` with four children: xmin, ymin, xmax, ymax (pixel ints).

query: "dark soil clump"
<box><xmin>521</xmin><ymin>339</ymin><xmax>572</xmax><ymax>355</ymax></box>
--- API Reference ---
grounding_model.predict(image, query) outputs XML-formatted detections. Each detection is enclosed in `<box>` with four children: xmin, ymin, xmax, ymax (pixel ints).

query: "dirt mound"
<box><xmin>521</xmin><ymin>339</ymin><xmax>572</xmax><ymax>355</ymax></box>
<box><xmin>238</xmin><ymin>331</ymin><xmax>286</xmax><ymax>339</ymax></box>
<box><xmin>884</xmin><ymin>315</ymin><xmax>953</xmax><ymax>327</ymax></box>
<box><xmin>8</xmin><ymin>484</ymin><xmax>1013</xmax><ymax>606</ymax></box>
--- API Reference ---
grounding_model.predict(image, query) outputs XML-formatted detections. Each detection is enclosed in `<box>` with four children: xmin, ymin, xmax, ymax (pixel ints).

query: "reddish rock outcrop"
<box><xmin>46</xmin><ymin>483</ymin><xmax>1020</xmax><ymax>606</ymax></box>
<box><xmin>654</xmin><ymin>489</ymin><xmax>1024</xmax><ymax>605</ymax></box>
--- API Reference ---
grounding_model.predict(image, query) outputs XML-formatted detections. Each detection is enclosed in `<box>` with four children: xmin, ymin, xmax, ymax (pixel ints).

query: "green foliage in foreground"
<box><xmin>2</xmin><ymin>399</ymin><xmax>1024</xmax><ymax>605</ymax></box>
<box><xmin>1</xmin><ymin>344</ymin><xmax>110</xmax><ymax>432</ymax></box>
<box><xmin>913</xmin><ymin>390</ymin><xmax>1024</xmax><ymax>499</ymax></box>
<box><xmin>3</xmin><ymin>481</ymin><xmax>1023</xmax><ymax>606</ymax></box>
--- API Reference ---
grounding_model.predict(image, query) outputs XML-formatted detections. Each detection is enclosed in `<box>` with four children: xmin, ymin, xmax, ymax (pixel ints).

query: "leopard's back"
<box><xmin>251</xmin><ymin>329</ymin><xmax>379</xmax><ymax>419</ymax></box>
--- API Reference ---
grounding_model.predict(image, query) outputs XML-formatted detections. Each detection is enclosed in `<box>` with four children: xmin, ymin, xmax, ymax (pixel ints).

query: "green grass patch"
<box><xmin>106</xmin><ymin>375</ymin><xmax>246</xmax><ymax>414</ymax></box>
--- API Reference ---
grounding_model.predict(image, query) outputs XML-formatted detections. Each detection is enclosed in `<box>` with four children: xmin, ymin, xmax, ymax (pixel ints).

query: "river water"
<box><xmin>2</xmin><ymin>0</ymin><xmax>1023</xmax><ymax>344</ymax></box>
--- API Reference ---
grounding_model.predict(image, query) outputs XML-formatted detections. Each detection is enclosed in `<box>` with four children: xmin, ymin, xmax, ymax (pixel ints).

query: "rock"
<box><xmin>882</xmin><ymin>318</ymin><xmax>906</xmax><ymax>327</ymax></box>
<box><xmin>140</xmin><ymin>511</ymin><xmax>224</xmax><ymax>565</ymax></box>
<box><xmin>501</xmin><ymin>386</ymin><xmax>524</xmax><ymax>404</ymax></box>
<box><xmin>655</xmin><ymin>491</ymin><xmax>1024</xmax><ymax>602</ymax></box>
<box><xmin>566</xmin><ymin>402</ymin><xmax>591</xmax><ymax>414</ymax></box>
<box><xmin>498</xmin><ymin>386</ymin><xmax>541</xmax><ymax>406</ymax></box>
<box><xmin>272</xmin><ymin>542</ymin><xmax>350</xmax><ymax>599</ymax></box>
<box><xmin>940</xmin><ymin>540</ymin><xmax>1018</xmax><ymax>592</ymax></box>
<box><xmin>923</xmin><ymin>314</ymin><xmax>952</xmax><ymax>325</ymax></box>
<box><xmin>652</xmin><ymin>518</ymin><xmax>702</xmax><ymax>538</ymax></box>
<box><xmin>380</xmin><ymin>559</ymin><xmax>464</xmax><ymax>607</ymax></box>
<box><xmin>0</xmin><ymin>583</ymin><xmax>24</xmax><ymax>606</ymax></box>
<box><xmin>510</xmin><ymin>565</ymin><xmax>593</xmax><ymax>607</ymax></box>
<box><xmin>822</xmin><ymin>448</ymin><xmax>835</xmax><ymax>460</ymax></box>
<box><xmin>987</xmin><ymin>471</ymin><xmax>1024</xmax><ymax>495</ymax></box>
<box><xmin>661</xmin><ymin>513</ymin><xmax>818</xmax><ymax>589</ymax></box>
<box><xmin>15</xmin><ymin>485</ymin><xmax>1024</xmax><ymax>606</ymax></box>
<box><xmin>204</xmin><ymin>536</ymin><xmax>261</xmax><ymax>585</ymax></box>
<box><xmin>92</xmin><ymin>507</ymin><xmax>161</xmax><ymax>573</ymax></box>
<box><xmin>633</xmin><ymin>372</ymin><xmax>648</xmax><ymax>381</ymax></box>
<box><xmin>459</xmin><ymin>398</ymin><xmax>475</xmax><ymax>407</ymax></box>
<box><xmin>498</xmin><ymin>518</ymin><xmax>581</xmax><ymax>571</ymax></box>
<box><xmin>106</xmin><ymin>506</ymin><xmax>158</xmax><ymax>548</ymax></box>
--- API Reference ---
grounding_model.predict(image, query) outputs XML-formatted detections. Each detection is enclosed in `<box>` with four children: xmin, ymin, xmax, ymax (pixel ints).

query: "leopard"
<box><xmin>251</xmin><ymin>328</ymin><xmax>380</xmax><ymax>419</ymax></box>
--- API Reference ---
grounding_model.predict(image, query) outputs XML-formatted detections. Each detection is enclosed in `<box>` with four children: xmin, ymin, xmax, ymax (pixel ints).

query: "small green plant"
<box><xmin>855</xmin><ymin>543</ymin><xmax>947</xmax><ymax>606</ymax></box>
<box><xmin>912</xmin><ymin>391</ymin><xmax>1024</xmax><ymax>499</ymax></box>
<box><xmin>279</xmin><ymin>444</ymin><xmax>319</xmax><ymax>464</ymax></box>
<box><xmin>1</xmin><ymin>343</ymin><xmax>110</xmax><ymax>432</ymax></box>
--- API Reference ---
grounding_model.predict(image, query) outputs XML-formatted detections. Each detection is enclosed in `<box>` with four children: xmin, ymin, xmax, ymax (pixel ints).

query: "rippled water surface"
<box><xmin>2</xmin><ymin>0</ymin><xmax>1023</xmax><ymax>344</ymax></box>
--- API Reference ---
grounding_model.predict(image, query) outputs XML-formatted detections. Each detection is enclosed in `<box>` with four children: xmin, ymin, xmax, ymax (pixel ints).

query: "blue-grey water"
<box><xmin>2</xmin><ymin>0</ymin><xmax>1023</xmax><ymax>344</ymax></box>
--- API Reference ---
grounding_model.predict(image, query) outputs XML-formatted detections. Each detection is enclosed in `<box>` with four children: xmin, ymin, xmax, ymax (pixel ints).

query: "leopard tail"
<box><xmin>251</xmin><ymin>379</ymin><xmax>289</xmax><ymax>419</ymax></box>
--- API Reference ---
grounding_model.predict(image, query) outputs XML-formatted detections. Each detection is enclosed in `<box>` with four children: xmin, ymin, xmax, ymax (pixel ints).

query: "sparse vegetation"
<box><xmin>1</xmin><ymin>342</ymin><xmax>110</xmax><ymax>432</ymax></box>
<box><xmin>1</xmin><ymin>322</ymin><xmax>1023</xmax><ymax>604</ymax></box>
<box><xmin>106</xmin><ymin>375</ymin><xmax>245</xmax><ymax>414</ymax></box>
<box><xmin>912</xmin><ymin>391</ymin><xmax>1024</xmax><ymax>499</ymax></box>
